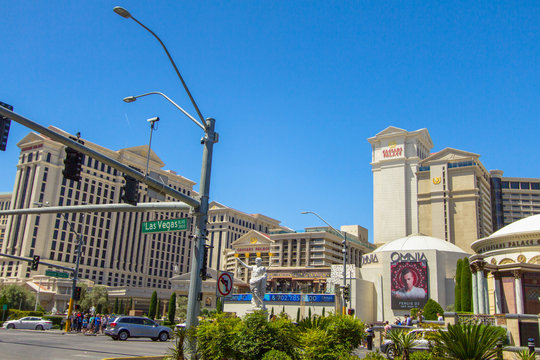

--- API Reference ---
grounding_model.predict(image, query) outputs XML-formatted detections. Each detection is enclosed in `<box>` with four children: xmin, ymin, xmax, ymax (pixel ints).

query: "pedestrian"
<box><xmin>366</xmin><ymin>324</ymin><xmax>374</xmax><ymax>350</ymax></box>
<box><xmin>82</xmin><ymin>316</ymin><xmax>88</xmax><ymax>333</ymax></box>
<box><xmin>383</xmin><ymin>320</ymin><xmax>392</xmax><ymax>336</ymax></box>
<box><xmin>405</xmin><ymin>314</ymin><xmax>413</xmax><ymax>327</ymax></box>
<box><xmin>94</xmin><ymin>315</ymin><xmax>101</xmax><ymax>334</ymax></box>
<box><xmin>437</xmin><ymin>312</ymin><xmax>444</xmax><ymax>322</ymax></box>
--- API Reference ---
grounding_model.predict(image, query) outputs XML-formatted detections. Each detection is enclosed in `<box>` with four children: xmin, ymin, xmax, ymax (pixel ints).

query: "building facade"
<box><xmin>490</xmin><ymin>171</ymin><xmax>540</xmax><ymax>231</ymax></box>
<box><xmin>368</xmin><ymin>126</ymin><xmax>433</xmax><ymax>245</ymax></box>
<box><xmin>223</xmin><ymin>225</ymin><xmax>374</xmax><ymax>290</ymax></box>
<box><xmin>417</xmin><ymin>148</ymin><xmax>493</xmax><ymax>253</ymax></box>
<box><xmin>0</xmin><ymin>192</ymin><xmax>11</xmax><ymax>248</ymax></box>
<box><xmin>0</xmin><ymin>127</ymin><xmax>197</xmax><ymax>289</ymax></box>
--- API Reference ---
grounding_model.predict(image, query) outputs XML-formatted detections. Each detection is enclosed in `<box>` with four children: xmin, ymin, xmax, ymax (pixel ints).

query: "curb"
<box><xmin>101</xmin><ymin>357</ymin><xmax>166</xmax><ymax>360</ymax></box>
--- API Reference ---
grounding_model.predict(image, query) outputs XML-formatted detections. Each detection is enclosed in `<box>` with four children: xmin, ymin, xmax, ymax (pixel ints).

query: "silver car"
<box><xmin>105</xmin><ymin>316</ymin><xmax>172</xmax><ymax>341</ymax></box>
<box><xmin>3</xmin><ymin>316</ymin><xmax>53</xmax><ymax>330</ymax></box>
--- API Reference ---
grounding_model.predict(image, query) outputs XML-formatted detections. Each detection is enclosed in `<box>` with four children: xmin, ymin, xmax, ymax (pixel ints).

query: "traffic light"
<box><xmin>201</xmin><ymin>245</ymin><xmax>210</xmax><ymax>280</ymax></box>
<box><xmin>0</xmin><ymin>101</ymin><xmax>13</xmax><ymax>151</ymax></box>
<box><xmin>62</xmin><ymin>147</ymin><xmax>84</xmax><ymax>181</ymax></box>
<box><xmin>74</xmin><ymin>286</ymin><xmax>82</xmax><ymax>301</ymax></box>
<box><xmin>31</xmin><ymin>255</ymin><xmax>40</xmax><ymax>271</ymax></box>
<box><xmin>342</xmin><ymin>285</ymin><xmax>350</xmax><ymax>301</ymax></box>
<box><xmin>121</xmin><ymin>174</ymin><xmax>139</xmax><ymax>205</ymax></box>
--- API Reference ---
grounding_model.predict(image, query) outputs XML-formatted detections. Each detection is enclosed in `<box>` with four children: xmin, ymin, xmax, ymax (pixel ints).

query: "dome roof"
<box><xmin>488</xmin><ymin>214</ymin><xmax>540</xmax><ymax>239</ymax></box>
<box><xmin>373</xmin><ymin>233</ymin><xmax>467</xmax><ymax>254</ymax></box>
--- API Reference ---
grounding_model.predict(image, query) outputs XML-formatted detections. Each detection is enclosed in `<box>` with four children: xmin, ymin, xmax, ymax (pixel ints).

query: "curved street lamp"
<box><xmin>301</xmin><ymin>211</ymin><xmax>348</xmax><ymax>315</ymax></box>
<box><xmin>114</xmin><ymin>6</ymin><xmax>218</xmax><ymax>349</ymax></box>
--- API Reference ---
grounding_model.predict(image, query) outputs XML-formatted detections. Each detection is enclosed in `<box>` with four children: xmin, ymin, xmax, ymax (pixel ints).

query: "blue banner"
<box><xmin>227</xmin><ymin>293</ymin><xmax>335</xmax><ymax>303</ymax></box>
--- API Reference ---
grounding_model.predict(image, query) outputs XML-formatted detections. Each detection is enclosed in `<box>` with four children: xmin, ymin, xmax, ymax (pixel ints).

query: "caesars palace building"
<box><xmin>0</xmin><ymin>127</ymin><xmax>285</xmax><ymax>311</ymax></box>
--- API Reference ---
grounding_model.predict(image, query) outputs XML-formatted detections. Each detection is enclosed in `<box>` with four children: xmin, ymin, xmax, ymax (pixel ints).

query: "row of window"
<box><xmin>501</xmin><ymin>181</ymin><xmax>540</xmax><ymax>190</ymax></box>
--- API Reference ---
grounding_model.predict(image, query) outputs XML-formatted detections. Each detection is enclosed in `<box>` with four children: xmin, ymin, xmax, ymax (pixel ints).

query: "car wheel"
<box><xmin>35</xmin><ymin>324</ymin><xmax>44</xmax><ymax>331</ymax></box>
<box><xmin>7</xmin><ymin>323</ymin><xmax>15</xmax><ymax>329</ymax></box>
<box><xmin>386</xmin><ymin>345</ymin><xmax>396</xmax><ymax>360</ymax></box>
<box><xmin>158</xmin><ymin>331</ymin><xmax>169</xmax><ymax>342</ymax></box>
<box><xmin>118</xmin><ymin>330</ymin><xmax>129</xmax><ymax>341</ymax></box>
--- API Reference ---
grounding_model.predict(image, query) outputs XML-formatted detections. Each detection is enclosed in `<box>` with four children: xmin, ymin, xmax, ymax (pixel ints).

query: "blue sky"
<box><xmin>1</xmin><ymin>1</ymin><xmax>538</xmax><ymax>241</ymax></box>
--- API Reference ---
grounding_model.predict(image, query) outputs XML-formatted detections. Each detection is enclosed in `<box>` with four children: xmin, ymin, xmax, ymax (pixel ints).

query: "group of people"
<box><xmin>69</xmin><ymin>313</ymin><xmax>112</xmax><ymax>334</ymax></box>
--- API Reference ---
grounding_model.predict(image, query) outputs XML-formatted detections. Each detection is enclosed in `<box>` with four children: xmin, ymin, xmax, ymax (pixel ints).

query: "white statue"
<box><xmin>236</xmin><ymin>257</ymin><xmax>267</xmax><ymax>310</ymax></box>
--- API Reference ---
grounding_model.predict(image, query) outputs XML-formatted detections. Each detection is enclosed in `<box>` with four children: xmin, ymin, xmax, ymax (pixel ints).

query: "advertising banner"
<box><xmin>391</xmin><ymin>261</ymin><xmax>428</xmax><ymax>310</ymax></box>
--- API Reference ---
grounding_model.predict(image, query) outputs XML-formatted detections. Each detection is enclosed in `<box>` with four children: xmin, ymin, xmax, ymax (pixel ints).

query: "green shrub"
<box><xmin>364</xmin><ymin>350</ymin><xmax>387</xmax><ymax>360</ymax></box>
<box><xmin>196</xmin><ymin>313</ymin><xmax>242</xmax><ymax>360</ymax></box>
<box><xmin>326</xmin><ymin>314</ymin><xmax>365</xmax><ymax>350</ymax></box>
<box><xmin>262</xmin><ymin>349</ymin><xmax>292</xmax><ymax>360</ymax></box>
<box><xmin>410</xmin><ymin>308</ymin><xmax>420</xmax><ymax>318</ymax></box>
<box><xmin>422</xmin><ymin>299</ymin><xmax>444</xmax><ymax>321</ymax></box>
<box><xmin>410</xmin><ymin>351</ymin><xmax>433</xmax><ymax>360</ymax></box>
<box><xmin>234</xmin><ymin>310</ymin><xmax>298</xmax><ymax>360</ymax></box>
<box><xmin>455</xmin><ymin>259</ymin><xmax>462</xmax><ymax>312</ymax></box>
<box><xmin>460</xmin><ymin>258</ymin><xmax>472</xmax><ymax>312</ymax></box>
<box><xmin>6</xmin><ymin>309</ymin><xmax>44</xmax><ymax>320</ymax></box>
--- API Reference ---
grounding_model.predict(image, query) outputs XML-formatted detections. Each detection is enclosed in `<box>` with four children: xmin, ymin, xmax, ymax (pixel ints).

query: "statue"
<box><xmin>236</xmin><ymin>257</ymin><xmax>267</xmax><ymax>310</ymax></box>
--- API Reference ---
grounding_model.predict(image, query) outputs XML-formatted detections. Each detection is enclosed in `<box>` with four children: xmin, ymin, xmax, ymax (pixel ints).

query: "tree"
<box><xmin>149</xmin><ymin>291</ymin><xmax>158</xmax><ymax>319</ymax></box>
<box><xmin>431</xmin><ymin>323</ymin><xmax>506</xmax><ymax>360</ymax></box>
<box><xmin>128</xmin><ymin>297</ymin><xmax>133</xmax><ymax>312</ymax></box>
<box><xmin>119</xmin><ymin>300</ymin><xmax>125</xmax><ymax>314</ymax></box>
<box><xmin>176</xmin><ymin>296</ymin><xmax>188</xmax><ymax>321</ymax></box>
<box><xmin>168</xmin><ymin>292</ymin><xmax>177</xmax><ymax>324</ymax></box>
<box><xmin>79</xmin><ymin>285</ymin><xmax>109</xmax><ymax>313</ymax></box>
<box><xmin>113</xmin><ymin>297</ymin><xmax>119</xmax><ymax>314</ymax></box>
<box><xmin>0</xmin><ymin>284</ymin><xmax>35</xmax><ymax>310</ymax></box>
<box><xmin>423</xmin><ymin>299</ymin><xmax>444</xmax><ymax>320</ymax></box>
<box><xmin>461</xmin><ymin>257</ymin><xmax>473</xmax><ymax>312</ymax></box>
<box><xmin>455</xmin><ymin>258</ymin><xmax>463</xmax><ymax>311</ymax></box>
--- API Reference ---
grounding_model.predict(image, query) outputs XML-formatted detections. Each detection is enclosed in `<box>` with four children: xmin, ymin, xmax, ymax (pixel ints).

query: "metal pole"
<box><xmin>0</xmin><ymin>202</ymin><xmax>191</xmax><ymax>216</ymax></box>
<box><xmin>342</xmin><ymin>231</ymin><xmax>347</xmax><ymax>315</ymax></box>
<box><xmin>186</xmin><ymin>118</ymin><xmax>216</xmax><ymax>356</ymax></box>
<box><xmin>65</xmin><ymin>232</ymin><xmax>82</xmax><ymax>332</ymax></box>
<box><xmin>145</xmin><ymin>117</ymin><xmax>159</xmax><ymax>176</ymax></box>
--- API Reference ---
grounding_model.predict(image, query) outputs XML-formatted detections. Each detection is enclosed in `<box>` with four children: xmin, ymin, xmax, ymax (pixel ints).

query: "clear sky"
<box><xmin>1</xmin><ymin>1</ymin><xmax>538</xmax><ymax>241</ymax></box>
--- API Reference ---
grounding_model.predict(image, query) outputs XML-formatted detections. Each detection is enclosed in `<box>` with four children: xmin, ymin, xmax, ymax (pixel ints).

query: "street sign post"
<box><xmin>45</xmin><ymin>269</ymin><xmax>70</xmax><ymax>278</ymax></box>
<box><xmin>141</xmin><ymin>218</ymin><xmax>189</xmax><ymax>234</ymax></box>
<box><xmin>217</xmin><ymin>271</ymin><xmax>234</xmax><ymax>298</ymax></box>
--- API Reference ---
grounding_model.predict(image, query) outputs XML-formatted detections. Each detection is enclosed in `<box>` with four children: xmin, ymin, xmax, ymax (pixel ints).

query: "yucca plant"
<box><xmin>385</xmin><ymin>329</ymin><xmax>419</xmax><ymax>360</ymax></box>
<box><xmin>431</xmin><ymin>323</ymin><xmax>506</xmax><ymax>360</ymax></box>
<box><xmin>514</xmin><ymin>349</ymin><xmax>536</xmax><ymax>360</ymax></box>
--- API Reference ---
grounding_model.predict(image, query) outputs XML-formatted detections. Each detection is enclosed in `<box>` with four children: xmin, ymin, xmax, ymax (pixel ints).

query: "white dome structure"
<box><xmin>374</xmin><ymin>233</ymin><xmax>466</xmax><ymax>254</ymax></box>
<box><xmin>358</xmin><ymin>233</ymin><xmax>468</xmax><ymax>323</ymax></box>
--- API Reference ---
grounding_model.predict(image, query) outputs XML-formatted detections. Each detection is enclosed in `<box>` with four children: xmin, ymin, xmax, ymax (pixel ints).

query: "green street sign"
<box><xmin>142</xmin><ymin>218</ymin><xmax>190</xmax><ymax>234</ymax></box>
<box><xmin>45</xmin><ymin>269</ymin><xmax>69</xmax><ymax>278</ymax></box>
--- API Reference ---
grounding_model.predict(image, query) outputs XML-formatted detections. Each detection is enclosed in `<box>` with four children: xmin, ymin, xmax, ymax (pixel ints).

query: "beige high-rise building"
<box><xmin>207</xmin><ymin>201</ymin><xmax>284</xmax><ymax>270</ymax></box>
<box><xmin>223</xmin><ymin>225</ymin><xmax>374</xmax><ymax>286</ymax></box>
<box><xmin>368</xmin><ymin>126</ymin><xmax>433</xmax><ymax>244</ymax></box>
<box><xmin>0</xmin><ymin>127</ymin><xmax>196</xmax><ymax>288</ymax></box>
<box><xmin>416</xmin><ymin>148</ymin><xmax>493</xmax><ymax>253</ymax></box>
<box><xmin>0</xmin><ymin>192</ymin><xmax>11</xmax><ymax>248</ymax></box>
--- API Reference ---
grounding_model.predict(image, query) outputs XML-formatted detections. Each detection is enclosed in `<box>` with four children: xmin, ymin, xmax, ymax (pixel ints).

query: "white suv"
<box><xmin>105</xmin><ymin>316</ymin><xmax>172</xmax><ymax>341</ymax></box>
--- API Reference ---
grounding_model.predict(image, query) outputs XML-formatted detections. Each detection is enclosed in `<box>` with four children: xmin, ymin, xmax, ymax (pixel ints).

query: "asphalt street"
<box><xmin>0</xmin><ymin>328</ymin><xmax>173</xmax><ymax>360</ymax></box>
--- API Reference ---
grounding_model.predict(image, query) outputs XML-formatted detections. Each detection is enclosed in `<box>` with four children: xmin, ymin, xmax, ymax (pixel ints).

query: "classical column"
<box><xmin>472</xmin><ymin>266</ymin><xmax>479</xmax><ymax>314</ymax></box>
<box><xmin>476</xmin><ymin>269</ymin><xmax>485</xmax><ymax>313</ymax></box>
<box><xmin>483</xmin><ymin>270</ymin><xmax>490</xmax><ymax>314</ymax></box>
<box><xmin>513</xmin><ymin>270</ymin><xmax>524</xmax><ymax>314</ymax></box>
<box><xmin>492</xmin><ymin>272</ymin><xmax>503</xmax><ymax>313</ymax></box>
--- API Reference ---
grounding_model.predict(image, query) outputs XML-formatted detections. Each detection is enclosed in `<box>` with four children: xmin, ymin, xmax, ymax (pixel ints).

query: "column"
<box><xmin>483</xmin><ymin>270</ymin><xmax>490</xmax><ymax>314</ymax></box>
<box><xmin>493</xmin><ymin>272</ymin><xmax>502</xmax><ymax>314</ymax></box>
<box><xmin>472</xmin><ymin>268</ymin><xmax>479</xmax><ymax>314</ymax></box>
<box><xmin>514</xmin><ymin>270</ymin><xmax>524</xmax><ymax>314</ymax></box>
<box><xmin>476</xmin><ymin>269</ymin><xmax>485</xmax><ymax>313</ymax></box>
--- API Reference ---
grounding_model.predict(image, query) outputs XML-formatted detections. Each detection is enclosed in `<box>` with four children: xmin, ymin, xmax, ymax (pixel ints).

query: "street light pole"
<box><xmin>301</xmin><ymin>211</ymin><xmax>348</xmax><ymax>315</ymax></box>
<box><xmin>114</xmin><ymin>7</ymin><xmax>218</xmax><ymax>356</ymax></box>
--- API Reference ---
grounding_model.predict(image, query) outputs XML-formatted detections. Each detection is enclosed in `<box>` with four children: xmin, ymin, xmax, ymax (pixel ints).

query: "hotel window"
<box><xmin>510</xmin><ymin>182</ymin><xmax>519</xmax><ymax>189</ymax></box>
<box><xmin>521</xmin><ymin>182</ymin><xmax>530</xmax><ymax>189</ymax></box>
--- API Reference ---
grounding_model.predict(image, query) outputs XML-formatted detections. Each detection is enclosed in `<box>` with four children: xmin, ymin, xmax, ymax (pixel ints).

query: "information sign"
<box><xmin>217</xmin><ymin>271</ymin><xmax>234</xmax><ymax>297</ymax></box>
<box><xmin>142</xmin><ymin>218</ymin><xmax>189</xmax><ymax>234</ymax></box>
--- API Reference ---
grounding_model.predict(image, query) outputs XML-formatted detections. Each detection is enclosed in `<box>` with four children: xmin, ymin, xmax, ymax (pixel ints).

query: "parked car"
<box><xmin>381</xmin><ymin>329</ymin><xmax>437</xmax><ymax>359</ymax></box>
<box><xmin>104</xmin><ymin>316</ymin><xmax>172</xmax><ymax>341</ymax></box>
<box><xmin>3</xmin><ymin>316</ymin><xmax>53</xmax><ymax>330</ymax></box>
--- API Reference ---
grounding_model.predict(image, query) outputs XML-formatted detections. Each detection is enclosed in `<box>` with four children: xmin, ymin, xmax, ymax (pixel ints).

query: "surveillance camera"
<box><xmin>147</xmin><ymin>117</ymin><xmax>160</xmax><ymax>123</ymax></box>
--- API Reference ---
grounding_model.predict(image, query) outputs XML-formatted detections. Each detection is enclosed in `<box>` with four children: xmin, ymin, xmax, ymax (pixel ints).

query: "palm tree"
<box><xmin>431</xmin><ymin>323</ymin><xmax>506</xmax><ymax>360</ymax></box>
<box><xmin>385</xmin><ymin>329</ymin><xmax>419</xmax><ymax>360</ymax></box>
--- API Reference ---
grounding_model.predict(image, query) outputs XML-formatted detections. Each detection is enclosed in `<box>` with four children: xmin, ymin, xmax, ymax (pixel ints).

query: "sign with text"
<box><xmin>142</xmin><ymin>218</ymin><xmax>190</xmax><ymax>234</ymax></box>
<box><xmin>45</xmin><ymin>269</ymin><xmax>70</xmax><ymax>278</ymax></box>
<box><xmin>228</xmin><ymin>293</ymin><xmax>335</xmax><ymax>303</ymax></box>
<box><xmin>391</xmin><ymin>261</ymin><xmax>428</xmax><ymax>310</ymax></box>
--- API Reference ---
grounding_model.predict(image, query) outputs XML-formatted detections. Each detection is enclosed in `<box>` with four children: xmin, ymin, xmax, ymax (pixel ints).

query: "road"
<box><xmin>0</xmin><ymin>328</ymin><xmax>173</xmax><ymax>360</ymax></box>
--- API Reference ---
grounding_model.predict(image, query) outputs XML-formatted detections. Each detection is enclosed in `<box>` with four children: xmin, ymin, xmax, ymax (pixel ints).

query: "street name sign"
<box><xmin>142</xmin><ymin>218</ymin><xmax>190</xmax><ymax>234</ymax></box>
<box><xmin>45</xmin><ymin>269</ymin><xmax>70</xmax><ymax>278</ymax></box>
